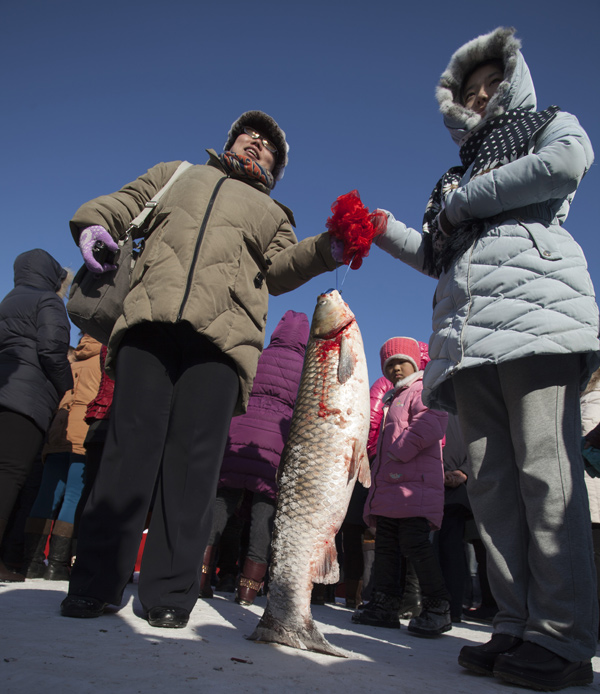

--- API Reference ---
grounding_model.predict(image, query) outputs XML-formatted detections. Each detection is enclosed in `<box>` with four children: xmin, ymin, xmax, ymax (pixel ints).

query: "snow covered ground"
<box><xmin>2</xmin><ymin>579</ymin><xmax>599</xmax><ymax>693</ymax></box>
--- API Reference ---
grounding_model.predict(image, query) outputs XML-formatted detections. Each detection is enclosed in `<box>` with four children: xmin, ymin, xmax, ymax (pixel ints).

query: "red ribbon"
<box><xmin>326</xmin><ymin>190</ymin><xmax>386</xmax><ymax>269</ymax></box>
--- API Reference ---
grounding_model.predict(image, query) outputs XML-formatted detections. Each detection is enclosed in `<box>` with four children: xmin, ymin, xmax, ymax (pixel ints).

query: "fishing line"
<box><xmin>335</xmin><ymin>254</ymin><xmax>357</xmax><ymax>295</ymax></box>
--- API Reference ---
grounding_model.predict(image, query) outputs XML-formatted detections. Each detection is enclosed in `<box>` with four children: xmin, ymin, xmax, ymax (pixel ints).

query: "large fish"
<box><xmin>248</xmin><ymin>289</ymin><xmax>371</xmax><ymax>657</ymax></box>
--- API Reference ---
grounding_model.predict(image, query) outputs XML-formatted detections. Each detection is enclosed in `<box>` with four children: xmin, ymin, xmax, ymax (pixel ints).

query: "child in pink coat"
<box><xmin>353</xmin><ymin>337</ymin><xmax>449</xmax><ymax>636</ymax></box>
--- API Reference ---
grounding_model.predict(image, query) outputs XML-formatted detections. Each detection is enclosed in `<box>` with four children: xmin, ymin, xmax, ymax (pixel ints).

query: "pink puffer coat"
<box><xmin>363</xmin><ymin>372</ymin><xmax>447</xmax><ymax>530</ymax></box>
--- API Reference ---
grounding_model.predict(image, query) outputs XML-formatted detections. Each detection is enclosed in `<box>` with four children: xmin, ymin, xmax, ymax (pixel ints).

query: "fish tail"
<box><xmin>248</xmin><ymin>609</ymin><xmax>347</xmax><ymax>658</ymax></box>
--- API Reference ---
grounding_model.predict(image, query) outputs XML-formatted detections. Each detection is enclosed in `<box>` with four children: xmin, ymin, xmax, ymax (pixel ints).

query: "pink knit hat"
<box><xmin>380</xmin><ymin>337</ymin><xmax>421</xmax><ymax>376</ymax></box>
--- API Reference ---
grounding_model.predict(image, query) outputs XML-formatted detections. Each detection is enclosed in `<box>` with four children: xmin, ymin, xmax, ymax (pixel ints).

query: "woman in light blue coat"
<box><xmin>374</xmin><ymin>27</ymin><xmax>599</xmax><ymax>691</ymax></box>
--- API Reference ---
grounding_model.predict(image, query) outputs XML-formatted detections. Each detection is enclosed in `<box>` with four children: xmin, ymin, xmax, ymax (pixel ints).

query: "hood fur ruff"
<box><xmin>436</xmin><ymin>27</ymin><xmax>526</xmax><ymax>144</ymax></box>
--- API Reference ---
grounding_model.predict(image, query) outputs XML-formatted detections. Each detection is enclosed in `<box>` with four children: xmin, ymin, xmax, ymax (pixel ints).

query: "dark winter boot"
<box><xmin>458</xmin><ymin>633</ymin><xmax>523</xmax><ymax>676</ymax></box>
<box><xmin>407</xmin><ymin>597</ymin><xmax>452</xmax><ymax>637</ymax></box>
<box><xmin>23</xmin><ymin>518</ymin><xmax>52</xmax><ymax>579</ymax></box>
<box><xmin>199</xmin><ymin>545</ymin><xmax>217</xmax><ymax>599</ymax></box>
<box><xmin>44</xmin><ymin>521</ymin><xmax>73</xmax><ymax>581</ymax></box>
<box><xmin>351</xmin><ymin>591</ymin><xmax>402</xmax><ymax>628</ymax></box>
<box><xmin>235</xmin><ymin>558</ymin><xmax>267</xmax><ymax>606</ymax></box>
<box><xmin>399</xmin><ymin>591</ymin><xmax>422</xmax><ymax>619</ymax></box>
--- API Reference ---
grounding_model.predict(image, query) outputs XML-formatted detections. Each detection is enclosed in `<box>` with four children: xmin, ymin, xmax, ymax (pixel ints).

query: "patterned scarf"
<box><xmin>219</xmin><ymin>151</ymin><xmax>274</xmax><ymax>194</ymax></box>
<box><xmin>422</xmin><ymin>105</ymin><xmax>559</xmax><ymax>277</ymax></box>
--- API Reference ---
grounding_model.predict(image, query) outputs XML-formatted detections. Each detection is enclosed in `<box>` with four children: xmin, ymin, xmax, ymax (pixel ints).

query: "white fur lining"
<box><xmin>436</xmin><ymin>27</ymin><xmax>521</xmax><ymax>132</ymax></box>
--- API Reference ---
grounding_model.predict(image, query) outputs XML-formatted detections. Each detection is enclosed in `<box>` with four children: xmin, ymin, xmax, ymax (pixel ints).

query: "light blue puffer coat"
<box><xmin>376</xmin><ymin>28</ymin><xmax>599</xmax><ymax>413</ymax></box>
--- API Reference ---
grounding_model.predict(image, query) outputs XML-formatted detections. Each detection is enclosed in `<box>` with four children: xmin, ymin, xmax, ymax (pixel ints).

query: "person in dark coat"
<box><xmin>200</xmin><ymin>310</ymin><xmax>309</xmax><ymax>606</ymax></box>
<box><xmin>0</xmin><ymin>248</ymin><xmax>73</xmax><ymax>581</ymax></box>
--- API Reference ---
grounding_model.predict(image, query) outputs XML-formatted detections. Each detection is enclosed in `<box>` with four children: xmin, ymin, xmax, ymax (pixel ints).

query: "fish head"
<box><xmin>310</xmin><ymin>289</ymin><xmax>355</xmax><ymax>339</ymax></box>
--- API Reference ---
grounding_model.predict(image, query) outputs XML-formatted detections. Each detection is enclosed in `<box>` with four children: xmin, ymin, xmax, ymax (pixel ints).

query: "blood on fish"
<box><xmin>316</xmin><ymin>338</ymin><xmax>343</xmax><ymax>417</ymax></box>
<box><xmin>315</xmin><ymin>335</ymin><xmax>341</xmax><ymax>363</ymax></box>
<box><xmin>249</xmin><ymin>290</ymin><xmax>370</xmax><ymax>658</ymax></box>
<box><xmin>318</xmin><ymin>403</ymin><xmax>341</xmax><ymax>419</ymax></box>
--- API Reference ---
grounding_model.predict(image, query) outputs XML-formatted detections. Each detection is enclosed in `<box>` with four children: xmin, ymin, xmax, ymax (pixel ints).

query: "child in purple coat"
<box><xmin>353</xmin><ymin>337</ymin><xmax>449</xmax><ymax>636</ymax></box>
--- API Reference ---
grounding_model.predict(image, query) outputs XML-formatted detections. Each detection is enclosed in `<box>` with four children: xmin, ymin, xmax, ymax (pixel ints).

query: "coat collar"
<box><xmin>205</xmin><ymin>149</ymin><xmax>296</xmax><ymax>227</ymax></box>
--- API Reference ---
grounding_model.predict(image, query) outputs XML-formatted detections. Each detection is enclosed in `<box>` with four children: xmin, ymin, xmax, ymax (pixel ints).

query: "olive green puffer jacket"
<box><xmin>70</xmin><ymin>151</ymin><xmax>337</xmax><ymax>413</ymax></box>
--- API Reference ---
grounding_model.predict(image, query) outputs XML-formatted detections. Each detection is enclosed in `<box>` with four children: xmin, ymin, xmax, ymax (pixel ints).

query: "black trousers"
<box><xmin>208</xmin><ymin>488</ymin><xmax>276</xmax><ymax>565</ymax></box>
<box><xmin>373</xmin><ymin>515</ymin><xmax>449</xmax><ymax>601</ymax></box>
<box><xmin>73</xmin><ymin>419</ymin><xmax>110</xmax><ymax>539</ymax></box>
<box><xmin>0</xmin><ymin>408</ymin><xmax>44</xmax><ymax>523</ymax></box>
<box><xmin>69</xmin><ymin>323</ymin><xmax>239</xmax><ymax>613</ymax></box>
<box><xmin>340</xmin><ymin>522</ymin><xmax>365</xmax><ymax>582</ymax></box>
<box><xmin>436</xmin><ymin>503</ymin><xmax>471</xmax><ymax>619</ymax></box>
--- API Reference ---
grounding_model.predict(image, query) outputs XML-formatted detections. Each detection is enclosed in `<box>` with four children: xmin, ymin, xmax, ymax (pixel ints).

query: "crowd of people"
<box><xmin>0</xmin><ymin>25</ymin><xmax>598</xmax><ymax>692</ymax></box>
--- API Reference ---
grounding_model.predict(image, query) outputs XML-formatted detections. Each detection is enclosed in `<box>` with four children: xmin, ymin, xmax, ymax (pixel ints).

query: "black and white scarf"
<box><xmin>422</xmin><ymin>105</ymin><xmax>559</xmax><ymax>277</ymax></box>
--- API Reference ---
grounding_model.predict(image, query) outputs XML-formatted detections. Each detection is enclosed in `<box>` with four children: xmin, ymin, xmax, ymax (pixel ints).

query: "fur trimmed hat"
<box><xmin>224</xmin><ymin>110</ymin><xmax>289</xmax><ymax>183</ymax></box>
<box><xmin>436</xmin><ymin>27</ymin><xmax>522</xmax><ymax>140</ymax></box>
<box><xmin>380</xmin><ymin>337</ymin><xmax>421</xmax><ymax>376</ymax></box>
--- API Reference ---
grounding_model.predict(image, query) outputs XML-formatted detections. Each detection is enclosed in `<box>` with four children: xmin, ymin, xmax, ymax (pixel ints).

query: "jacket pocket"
<box><xmin>129</xmin><ymin>208</ymin><xmax>172</xmax><ymax>285</ymax></box>
<box><xmin>519</xmin><ymin>221</ymin><xmax>563</xmax><ymax>261</ymax></box>
<box><xmin>383</xmin><ymin>454</ymin><xmax>409</xmax><ymax>482</ymax></box>
<box><xmin>230</xmin><ymin>232</ymin><xmax>269</xmax><ymax>331</ymax></box>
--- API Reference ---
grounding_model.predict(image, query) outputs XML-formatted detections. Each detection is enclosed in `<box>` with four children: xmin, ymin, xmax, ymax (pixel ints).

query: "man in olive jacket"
<box><xmin>62</xmin><ymin>111</ymin><xmax>339</xmax><ymax>628</ymax></box>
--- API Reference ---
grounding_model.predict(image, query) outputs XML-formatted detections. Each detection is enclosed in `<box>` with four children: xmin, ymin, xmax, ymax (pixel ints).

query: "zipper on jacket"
<box><xmin>177</xmin><ymin>176</ymin><xmax>228</xmax><ymax>322</ymax></box>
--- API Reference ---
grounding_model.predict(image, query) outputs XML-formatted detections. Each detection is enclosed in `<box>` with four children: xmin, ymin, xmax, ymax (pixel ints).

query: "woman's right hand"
<box><xmin>79</xmin><ymin>225</ymin><xmax>119</xmax><ymax>273</ymax></box>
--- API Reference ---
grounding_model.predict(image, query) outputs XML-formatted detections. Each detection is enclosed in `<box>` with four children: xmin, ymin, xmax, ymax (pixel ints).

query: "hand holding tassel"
<box><xmin>326</xmin><ymin>190</ymin><xmax>387</xmax><ymax>269</ymax></box>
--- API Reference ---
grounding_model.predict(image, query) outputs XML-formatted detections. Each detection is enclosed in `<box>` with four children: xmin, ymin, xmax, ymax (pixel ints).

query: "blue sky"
<box><xmin>2</xmin><ymin>0</ymin><xmax>598</xmax><ymax>383</ymax></box>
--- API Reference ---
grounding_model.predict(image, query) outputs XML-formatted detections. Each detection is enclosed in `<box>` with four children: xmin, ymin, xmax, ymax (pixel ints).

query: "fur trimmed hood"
<box><xmin>437</xmin><ymin>27</ymin><xmax>537</xmax><ymax>145</ymax></box>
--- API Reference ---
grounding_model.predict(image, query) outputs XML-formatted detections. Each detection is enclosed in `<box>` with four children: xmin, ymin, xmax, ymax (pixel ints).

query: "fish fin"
<box><xmin>337</xmin><ymin>334</ymin><xmax>355</xmax><ymax>384</ymax></box>
<box><xmin>311</xmin><ymin>542</ymin><xmax>339</xmax><ymax>584</ymax></box>
<box><xmin>348</xmin><ymin>439</ymin><xmax>371</xmax><ymax>488</ymax></box>
<box><xmin>248</xmin><ymin>612</ymin><xmax>347</xmax><ymax>658</ymax></box>
<box><xmin>357</xmin><ymin>446</ymin><xmax>371</xmax><ymax>488</ymax></box>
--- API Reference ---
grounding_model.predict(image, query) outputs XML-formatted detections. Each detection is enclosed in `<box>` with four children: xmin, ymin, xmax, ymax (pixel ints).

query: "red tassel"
<box><xmin>326</xmin><ymin>190</ymin><xmax>386</xmax><ymax>269</ymax></box>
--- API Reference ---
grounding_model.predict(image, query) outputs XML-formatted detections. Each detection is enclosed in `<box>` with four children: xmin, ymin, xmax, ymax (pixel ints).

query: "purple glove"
<box><xmin>78</xmin><ymin>225</ymin><xmax>119</xmax><ymax>273</ymax></box>
<box><xmin>330</xmin><ymin>236</ymin><xmax>345</xmax><ymax>264</ymax></box>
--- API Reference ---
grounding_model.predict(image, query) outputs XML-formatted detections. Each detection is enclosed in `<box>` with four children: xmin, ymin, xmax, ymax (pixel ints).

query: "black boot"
<box><xmin>494</xmin><ymin>641</ymin><xmax>593</xmax><ymax>690</ymax></box>
<box><xmin>458</xmin><ymin>633</ymin><xmax>523</xmax><ymax>676</ymax></box>
<box><xmin>44</xmin><ymin>521</ymin><xmax>73</xmax><ymax>581</ymax></box>
<box><xmin>351</xmin><ymin>591</ymin><xmax>401</xmax><ymax>628</ymax></box>
<box><xmin>23</xmin><ymin>518</ymin><xmax>52</xmax><ymax>579</ymax></box>
<box><xmin>407</xmin><ymin>597</ymin><xmax>452</xmax><ymax>637</ymax></box>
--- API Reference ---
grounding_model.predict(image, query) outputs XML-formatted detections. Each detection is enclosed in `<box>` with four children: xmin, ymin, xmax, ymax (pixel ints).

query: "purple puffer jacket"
<box><xmin>218</xmin><ymin>310</ymin><xmax>309</xmax><ymax>500</ymax></box>
<box><xmin>364</xmin><ymin>372</ymin><xmax>448</xmax><ymax>530</ymax></box>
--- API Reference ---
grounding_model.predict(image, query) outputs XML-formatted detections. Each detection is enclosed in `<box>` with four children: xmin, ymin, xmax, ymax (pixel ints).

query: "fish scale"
<box><xmin>249</xmin><ymin>290</ymin><xmax>370</xmax><ymax>657</ymax></box>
